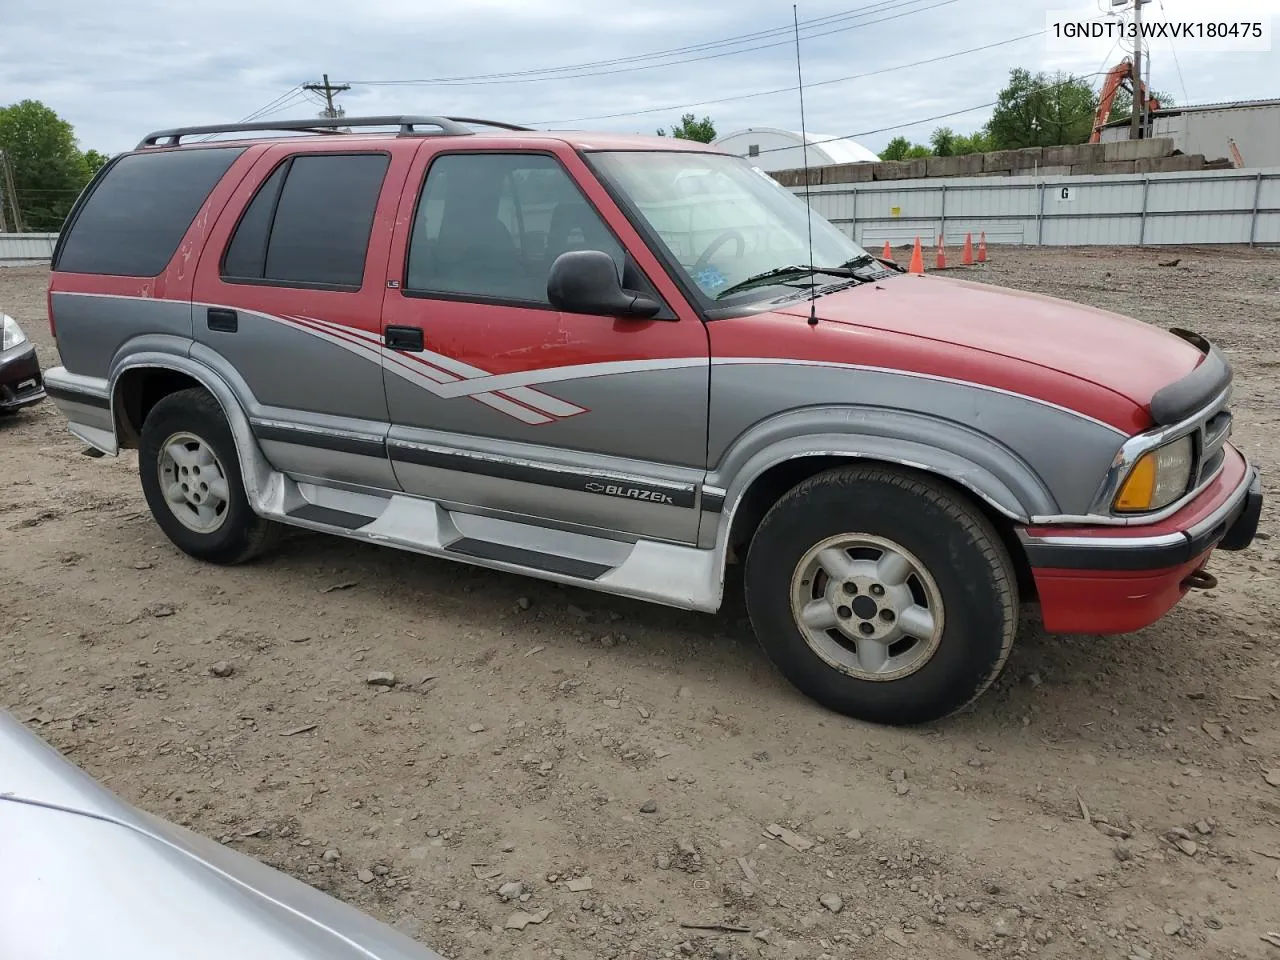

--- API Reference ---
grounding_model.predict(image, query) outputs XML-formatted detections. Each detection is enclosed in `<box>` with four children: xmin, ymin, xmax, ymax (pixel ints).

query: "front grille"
<box><xmin>1196</xmin><ymin>408</ymin><xmax>1232</xmax><ymax>486</ymax></box>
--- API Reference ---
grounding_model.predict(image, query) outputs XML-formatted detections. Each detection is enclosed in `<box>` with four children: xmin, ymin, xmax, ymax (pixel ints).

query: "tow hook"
<box><xmin>1183</xmin><ymin>569</ymin><xmax>1218</xmax><ymax>591</ymax></box>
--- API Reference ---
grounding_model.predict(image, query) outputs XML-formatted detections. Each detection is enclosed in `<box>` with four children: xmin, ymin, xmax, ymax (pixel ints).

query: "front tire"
<box><xmin>138</xmin><ymin>388</ymin><xmax>277</xmax><ymax>565</ymax></box>
<box><xmin>744</xmin><ymin>464</ymin><xmax>1018</xmax><ymax>725</ymax></box>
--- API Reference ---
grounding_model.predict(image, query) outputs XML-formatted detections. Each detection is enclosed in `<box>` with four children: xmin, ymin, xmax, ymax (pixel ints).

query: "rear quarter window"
<box><xmin>54</xmin><ymin>147</ymin><xmax>246</xmax><ymax>277</ymax></box>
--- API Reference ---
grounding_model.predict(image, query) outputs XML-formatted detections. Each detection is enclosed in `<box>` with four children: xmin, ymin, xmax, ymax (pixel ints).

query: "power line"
<box><xmin>1166</xmin><ymin>41</ymin><xmax>1189</xmax><ymax>103</ymax></box>
<box><xmin>341</xmin><ymin>0</ymin><xmax>919</xmax><ymax>85</ymax></box>
<box><xmin>1157</xmin><ymin>0</ymin><xmax>1189</xmax><ymax>103</ymax></box>
<box><xmin>240</xmin><ymin>86</ymin><xmax>304</xmax><ymax>123</ymax></box>
<box><xmin>526</xmin><ymin>29</ymin><xmax>1044</xmax><ymax>126</ymax></box>
<box><xmin>341</xmin><ymin>0</ymin><xmax>959</xmax><ymax>87</ymax></box>
<box><xmin>257</xmin><ymin>90</ymin><xmax>312</xmax><ymax>118</ymax></box>
<box><xmin>193</xmin><ymin>86</ymin><xmax>306</xmax><ymax>143</ymax></box>
<box><xmin>747</xmin><ymin>70</ymin><xmax>1109</xmax><ymax>157</ymax></box>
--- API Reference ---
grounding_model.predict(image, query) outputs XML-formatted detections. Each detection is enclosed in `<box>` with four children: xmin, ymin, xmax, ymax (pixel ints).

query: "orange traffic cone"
<box><xmin>961</xmin><ymin>232</ymin><xmax>975</xmax><ymax>266</ymax></box>
<box><xmin>907</xmin><ymin>236</ymin><xmax>925</xmax><ymax>274</ymax></box>
<box><xmin>935</xmin><ymin>234</ymin><xmax>947</xmax><ymax>270</ymax></box>
<box><xmin>977</xmin><ymin>231</ymin><xmax>988</xmax><ymax>263</ymax></box>
<box><xmin>882</xmin><ymin>239</ymin><xmax>892</xmax><ymax>260</ymax></box>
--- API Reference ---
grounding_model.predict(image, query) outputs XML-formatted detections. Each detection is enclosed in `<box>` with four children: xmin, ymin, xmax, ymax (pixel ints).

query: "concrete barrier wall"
<box><xmin>770</xmin><ymin>138</ymin><xmax>1216</xmax><ymax>187</ymax></box>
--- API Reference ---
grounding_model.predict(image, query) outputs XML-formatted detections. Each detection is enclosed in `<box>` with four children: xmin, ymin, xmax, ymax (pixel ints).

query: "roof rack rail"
<box><xmin>443</xmin><ymin>117</ymin><xmax>535</xmax><ymax>132</ymax></box>
<box><xmin>135</xmin><ymin>115</ymin><xmax>478</xmax><ymax>148</ymax></box>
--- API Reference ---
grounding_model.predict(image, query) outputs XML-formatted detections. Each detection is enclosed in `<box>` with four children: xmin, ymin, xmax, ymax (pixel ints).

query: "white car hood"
<box><xmin>0</xmin><ymin>711</ymin><xmax>444</xmax><ymax>960</ymax></box>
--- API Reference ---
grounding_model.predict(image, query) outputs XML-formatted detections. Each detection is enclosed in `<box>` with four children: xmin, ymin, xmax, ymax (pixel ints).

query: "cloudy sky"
<box><xmin>2</xmin><ymin>0</ymin><xmax>1277</xmax><ymax>156</ymax></box>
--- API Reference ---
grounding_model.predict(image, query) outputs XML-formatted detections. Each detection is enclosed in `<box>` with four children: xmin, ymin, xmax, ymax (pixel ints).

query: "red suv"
<box><xmin>42</xmin><ymin>116</ymin><xmax>1262</xmax><ymax>725</ymax></box>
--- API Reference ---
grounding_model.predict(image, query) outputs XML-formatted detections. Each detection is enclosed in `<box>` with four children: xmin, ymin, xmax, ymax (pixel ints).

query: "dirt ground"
<box><xmin>2</xmin><ymin>246</ymin><xmax>1279</xmax><ymax>960</ymax></box>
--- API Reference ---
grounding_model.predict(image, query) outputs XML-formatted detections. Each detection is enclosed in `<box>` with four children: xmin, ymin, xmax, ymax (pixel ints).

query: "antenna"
<box><xmin>793</xmin><ymin>4</ymin><xmax>819</xmax><ymax>326</ymax></box>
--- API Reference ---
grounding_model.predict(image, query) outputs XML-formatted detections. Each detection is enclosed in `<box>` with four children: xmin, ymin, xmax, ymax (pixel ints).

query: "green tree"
<box><xmin>986</xmin><ymin>68</ymin><xmax>1097</xmax><ymax>149</ymax></box>
<box><xmin>930</xmin><ymin>127</ymin><xmax>956</xmax><ymax>156</ymax></box>
<box><xmin>879</xmin><ymin>136</ymin><xmax>910</xmax><ymax>161</ymax></box>
<box><xmin>655</xmin><ymin>113</ymin><xmax>717</xmax><ymax>143</ymax></box>
<box><xmin>879</xmin><ymin>136</ymin><xmax>933</xmax><ymax>160</ymax></box>
<box><xmin>0</xmin><ymin>100</ymin><xmax>100</xmax><ymax>231</ymax></box>
<box><xmin>879</xmin><ymin>136</ymin><xmax>914</xmax><ymax>161</ymax></box>
<box><xmin>83</xmin><ymin>149</ymin><xmax>110</xmax><ymax>175</ymax></box>
<box><xmin>952</xmin><ymin>130</ymin><xmax>993</xmax><ymax>155</ymax></box>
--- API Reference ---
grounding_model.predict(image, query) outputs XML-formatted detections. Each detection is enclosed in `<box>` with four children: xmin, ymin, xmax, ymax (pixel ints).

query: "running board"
<box><xmin>446</xmin><ymin>538</ymin><xmax>612</xmax><ymax>580</ymax></box>
<box><xmin>286</xmin><ymin>503</ymin><xmax>377</xmax><ymax>529</ymax></box>
<box><xmin>257</xmin><ymin>474</ymin><xmax>723</xmax><ymax>612</ymax></box>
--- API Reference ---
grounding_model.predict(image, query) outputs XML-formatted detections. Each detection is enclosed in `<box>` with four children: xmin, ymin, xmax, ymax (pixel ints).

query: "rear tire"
<box><xmin>744</xmin><ymin>464</ymin><xmax>1018</xmax><ymax>725</ymax></box>
<box><xmin>138</xmin><ymin>388</ymin><xmax>278</xmax><ymax>565</ymax></box>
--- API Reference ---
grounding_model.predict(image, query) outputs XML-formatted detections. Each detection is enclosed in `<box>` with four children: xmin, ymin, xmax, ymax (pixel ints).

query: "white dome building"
<box><xmin>712</xmin><ymin>127</ymin><xmax>879</xmax><ymax>172</ymax></box>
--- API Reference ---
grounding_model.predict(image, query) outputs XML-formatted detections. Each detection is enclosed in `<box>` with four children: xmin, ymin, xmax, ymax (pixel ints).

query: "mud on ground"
<box><xmin>2</xmin><ymin>246</ymin><xmax>1279</xmax><ymax>960</ymax></box>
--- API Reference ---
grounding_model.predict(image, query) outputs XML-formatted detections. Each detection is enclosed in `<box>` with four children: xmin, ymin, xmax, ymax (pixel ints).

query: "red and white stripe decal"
<box><xmin>278</xmin><ymin>313</ymin><xmax>588</xmax><ymax>426</ymax></box>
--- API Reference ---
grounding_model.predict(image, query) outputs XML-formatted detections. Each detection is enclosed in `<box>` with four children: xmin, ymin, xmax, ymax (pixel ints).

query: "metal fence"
<box><xmin>0</xmin><ymin>232</ymin><xmax>58</xmax><ymax>264</ymax></box>
<box><xmin>792</xmin><ymin>167</ymin><xmax>1280</xmax><ymax>248</ymax></box>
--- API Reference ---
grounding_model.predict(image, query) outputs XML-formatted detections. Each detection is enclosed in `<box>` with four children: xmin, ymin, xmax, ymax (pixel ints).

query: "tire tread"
<box><xmin>748</xmin><ymin>463</ymin><xmax>1019</xmax><ymax>723</ymax></box>
<box><xmin>139</xmin><ymin>387</ymin><xmax>278</xmax><ymax>565</ymax></box>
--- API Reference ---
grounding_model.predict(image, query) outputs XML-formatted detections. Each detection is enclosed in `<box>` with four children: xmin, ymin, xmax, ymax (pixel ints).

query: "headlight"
<box><xmin>1114</xmin><ymin>435</ymin><xmax>1194</xmax><ymax>512</ymax></box>
<box><xmin>1</xmin><ymin>313</ymin><xmax>28</xmax><ymax>352</ymax></box>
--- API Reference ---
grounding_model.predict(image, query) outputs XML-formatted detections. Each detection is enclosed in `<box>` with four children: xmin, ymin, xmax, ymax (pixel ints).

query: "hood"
<box><xmin>772</xmin><ymin>273</ymin><xmax>1205</xmax><ymax>428</ymax></box>
<box><xmin>0</xmin><ymin>711</ymin><xmax>444</xmax><ymax>960</ymax></box>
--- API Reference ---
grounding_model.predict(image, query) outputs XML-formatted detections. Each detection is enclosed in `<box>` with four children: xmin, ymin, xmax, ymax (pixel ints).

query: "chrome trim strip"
<box><xmin>1019</xmin><ymin>530</ymin><xmax>1188</xmax><ymax>549</ymax></box>
<box><xmin>250</xmin><ymin>417</ymin><xmax>386</xmax><ymax>447</ymax></box>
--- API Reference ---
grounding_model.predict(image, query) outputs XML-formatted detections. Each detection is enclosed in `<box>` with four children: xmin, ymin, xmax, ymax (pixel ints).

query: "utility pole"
<box><xmin>1130</xmin><ymin>0</ymin><xmax>1144</xmax><ymax>139</ymax></box>
<box><xmin>303</xmin><ymin>74</ymin><xmax>350</xmax><ymax>119</ymax></box>
<box><xmin>0</xmin><ymin>151</ymin><xmax>21</xmax><ymax>233</ymax></box>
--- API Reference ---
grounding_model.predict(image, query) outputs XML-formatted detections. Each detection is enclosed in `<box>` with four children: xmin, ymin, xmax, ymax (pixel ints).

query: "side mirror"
<box><xmin>547</xmin><ymin>250</ymin><xmax>661</xmax><ymax>319</ymax></box>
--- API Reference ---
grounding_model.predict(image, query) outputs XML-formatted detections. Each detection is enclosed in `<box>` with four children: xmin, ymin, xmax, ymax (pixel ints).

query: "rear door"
<box><xmin>192</xmin><ymin>143</ymin><xmax>412</xmax><ymax>491</ymax></box>
<box><xmin>378</xmin><ymin>142</ymin><xmax>710</xmax><ymax>544</ymax></box>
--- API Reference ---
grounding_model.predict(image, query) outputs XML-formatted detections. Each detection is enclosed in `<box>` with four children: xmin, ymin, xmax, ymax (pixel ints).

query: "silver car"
<box><xmin>0</xmin><ymin>710</ymin><xmax>445</xmax><ymax>960</ymax></box>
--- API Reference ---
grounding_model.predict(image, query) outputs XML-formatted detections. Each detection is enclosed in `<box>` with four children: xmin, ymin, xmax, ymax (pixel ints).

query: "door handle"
<box><xmin>207</xmin><ymin>307</ymin><xmax>238</xmax><ymax>333</ymax></box>
<box><xmin>385</xmin><ymin>325</ymin><xmax>424</xmax><ymax>352</ymax></box>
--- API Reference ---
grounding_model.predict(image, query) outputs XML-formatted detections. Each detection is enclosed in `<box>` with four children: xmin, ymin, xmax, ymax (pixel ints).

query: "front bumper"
<box><xmin>0</xmin><ymin>344</ymin><xmax>45</xmax><ymax>411</ymax></box>
<box><xmin>1019</xmin><ymin>445</ymin><xmax>1262</xmax><ymax>633</ymax></box>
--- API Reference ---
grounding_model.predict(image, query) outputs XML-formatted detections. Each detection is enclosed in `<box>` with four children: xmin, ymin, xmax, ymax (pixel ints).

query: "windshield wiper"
<box><xmin>714</xmin><ymin>264</ymin><xmax>856</xmax><ymax>300</ymax></box>
<box><xmin>839</xmin><ymin>254</ymin><xmax>879</xmax><ymax>270</ymax></box>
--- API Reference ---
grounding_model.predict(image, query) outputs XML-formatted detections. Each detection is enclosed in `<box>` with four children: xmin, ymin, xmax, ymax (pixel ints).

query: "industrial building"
<box><xmin>1098</xmin><ymin>98</ymin><xmax>1280</xmax><ymax>168</ymax></box>
<box><xmin>711</xmin><ymin>127</ymin><xmax>879</xmax><ymax>172</ymax></box>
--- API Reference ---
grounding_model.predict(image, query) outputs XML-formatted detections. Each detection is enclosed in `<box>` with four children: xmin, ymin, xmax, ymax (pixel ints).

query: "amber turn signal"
<box><xmin>1113</xmin><ymin>435</ymin><xmax>1195</xmax><ymax>513</ymax></box>
<box><xmin>1114</xmin><ymin>452</ymin><xmax>1158</xmax><ymax>511</ymax></box>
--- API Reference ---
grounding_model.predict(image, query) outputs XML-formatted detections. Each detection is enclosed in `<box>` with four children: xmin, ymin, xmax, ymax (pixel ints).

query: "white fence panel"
<box><xmin>0</xmin><ymin>233</ymin><xmax>58</xmax><ymax>263</ymax></box>
<box><xmin>797</xmin><ymin>168</ymin><xmax>1280</xmax><ymax>248</ymax></box>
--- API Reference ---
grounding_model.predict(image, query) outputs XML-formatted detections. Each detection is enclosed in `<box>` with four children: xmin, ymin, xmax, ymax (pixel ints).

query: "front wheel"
<box><xmin>138</xmin><ymin>387</ymin><xmax>278</xmax><ymax>565</ymax></box>
<box><xmin>744</xmin><ymin>464</ymin><xmax>1018</xmax><ymax>725</ymax></box>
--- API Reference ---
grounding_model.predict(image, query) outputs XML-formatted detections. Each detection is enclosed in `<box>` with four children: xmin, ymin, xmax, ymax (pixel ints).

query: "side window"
<box><xmin>404</xmin><ymin>153</ymin><xmax>624</xmax><ymax>304</ymax></box>
<box><xmin>56</xmin><ymin>147</ymin><xmax>246</xmax><ymax>277</ymax></box>
<box><xmin>222</xmin><ymin>153</ymin><xmax>390</xmax><ymax>289</ymax></box>
<box><xmin>221</xmin><ymin>162</ymin><xmax>287</xmax><ymax>280</ymax></box>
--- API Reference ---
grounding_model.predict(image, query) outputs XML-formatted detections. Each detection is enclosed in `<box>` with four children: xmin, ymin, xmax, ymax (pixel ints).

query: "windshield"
<box><xmin>589</xmin><ymin>150</ymin><xmax>880</xmax><ymax>303</ymax></box>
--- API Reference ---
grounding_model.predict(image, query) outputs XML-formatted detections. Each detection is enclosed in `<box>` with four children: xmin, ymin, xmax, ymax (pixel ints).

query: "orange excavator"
<box><xmin>1090</xmin><ymin>58</ymin><xmax>1161</xmax><ymax>143</ymax></box>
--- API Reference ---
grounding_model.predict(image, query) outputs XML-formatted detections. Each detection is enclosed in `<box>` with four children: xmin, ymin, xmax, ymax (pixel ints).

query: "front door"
<box><xmin>379</xmin><ymin>144</ymin><xmax>710</xmax><ymax>544</ymax></box>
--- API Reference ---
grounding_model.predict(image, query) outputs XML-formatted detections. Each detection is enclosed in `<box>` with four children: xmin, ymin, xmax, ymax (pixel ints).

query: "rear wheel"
<box><xmin>744</xmin><ymin>464</ymin><xmax>1018</xmax><ymax>725</ymax></box>
<box><xmin>138</xmin><ymin>388</ymin><xmax>278</xmax><ymax>564</ymax></box>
